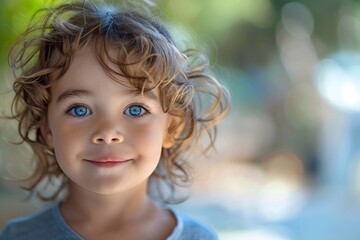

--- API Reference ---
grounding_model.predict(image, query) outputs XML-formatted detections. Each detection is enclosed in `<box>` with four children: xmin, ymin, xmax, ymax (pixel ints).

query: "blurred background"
<box><xmin>2</xmin><ymin>0</ymin><xmax>360</xmax><ymax>239</ymax></box>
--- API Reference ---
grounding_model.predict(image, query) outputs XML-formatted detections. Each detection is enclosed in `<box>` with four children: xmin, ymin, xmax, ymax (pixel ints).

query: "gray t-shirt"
<box><xmin>0</xmin><ymin>204</ymin><xmax>217</xmax><ymax>240</ymax></box>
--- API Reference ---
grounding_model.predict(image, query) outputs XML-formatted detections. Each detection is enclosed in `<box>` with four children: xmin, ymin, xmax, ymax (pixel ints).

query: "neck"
<box><xmin>59</xmin><ymin>180</ymin><xmax>176</xmax><ymax>240</ymax></box>
<box><xmin>60</xmin><ymin>180</ymin><xmax>154</xmax><ymax>226</ymax></box>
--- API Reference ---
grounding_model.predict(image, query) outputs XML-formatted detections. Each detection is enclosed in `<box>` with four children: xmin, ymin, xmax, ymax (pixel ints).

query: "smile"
<box><xmin>85</xmin><ymin>157</ymin><xmax>131</xmax><ymax>168</ymax></box>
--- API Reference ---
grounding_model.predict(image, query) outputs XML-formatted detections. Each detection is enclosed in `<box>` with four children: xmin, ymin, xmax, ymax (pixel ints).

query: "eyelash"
<box><xmin>65</xmin><ymin>103</ymin><xmax>150</xmax><ymax>118</ymax></box>
<box><xmin>124</xmin><ymin>104</ymin><xmax>150</xmax><ymax>118</ymax></box>
<box><xmin>65</xmin><ymin>103</ymin><xmax>92</xmax><ymax>118</ymax></box>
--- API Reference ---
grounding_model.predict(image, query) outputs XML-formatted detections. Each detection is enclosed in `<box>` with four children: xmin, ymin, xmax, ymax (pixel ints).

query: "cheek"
<box><xmin>51</xmin><ymin>124</ymin><xmax>88</xmax><ymax>154</ymax></box>
<box><xmin>133</xmin><ymin>126</ymin><xmax>162</xmax><ymax>144</ymax></box>
<box><xmin>128</xmin><ymin>120</ymin><xmax>166</xmax><ymax>151</ymax></box>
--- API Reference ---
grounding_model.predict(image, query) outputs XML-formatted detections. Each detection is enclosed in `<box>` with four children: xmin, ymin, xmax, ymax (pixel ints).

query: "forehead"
<box><xmin>52</xmin><ymin>44</ymin><xmax>137</xmax><ymax>88</ymax></box>
<box><xmin>50</xmin><ymin>45</ymin><xmax>161</xmax><ymax>100</ymax></box>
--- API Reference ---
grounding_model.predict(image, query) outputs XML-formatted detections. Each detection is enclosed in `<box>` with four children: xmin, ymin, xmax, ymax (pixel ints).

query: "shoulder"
<box><xmin>0</xmin><ymin>206</ymin><xmax>51</xmax><ymax>240</ymax></box>
<box><xmin>0</xmin><ymin>204</ymin><xmax>79</xmax><ymax>240</ymax></box>
<box><xmin>168</xmin><ymin>210</ymin><xmax>218</xmax><ymax>240</ymax></box>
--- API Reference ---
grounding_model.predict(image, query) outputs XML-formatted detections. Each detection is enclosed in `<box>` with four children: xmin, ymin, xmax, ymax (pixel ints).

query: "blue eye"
<box><xmin>124</xmin><ymin>105</ymin><xmax>147</xmax><ymax>117</ymax></box>
<box><xmin>68</xmin><ymin>105</ymin><xmax>92</xmax><ymax>117</ymax></box>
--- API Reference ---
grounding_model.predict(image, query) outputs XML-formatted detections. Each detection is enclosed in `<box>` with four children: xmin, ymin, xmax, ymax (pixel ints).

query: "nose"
<box><xmin>92</xmin><ymin>134</ymin><xmax>124</xmax><ymax>144</ymax></box>
<box><xmin>91</xmin><ymin>120</ymin><xmax>124</xmax><ymax>144</ymax></box>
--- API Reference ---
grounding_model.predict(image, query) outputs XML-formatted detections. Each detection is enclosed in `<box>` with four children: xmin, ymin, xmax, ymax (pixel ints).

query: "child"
<box><xmin>0</xmin><ymin>1</ymin><xmax>230</xmax><ymax>239</ymax></box>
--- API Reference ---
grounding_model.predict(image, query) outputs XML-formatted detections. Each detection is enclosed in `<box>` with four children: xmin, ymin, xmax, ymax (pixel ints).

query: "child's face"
<box><xmin>42</xmin><ymin>46</ymin><xmax>172</xmax><ymax>195</ymax></box>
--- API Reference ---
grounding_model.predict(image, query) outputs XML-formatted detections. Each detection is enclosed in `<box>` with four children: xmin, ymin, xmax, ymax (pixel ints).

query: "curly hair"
<box><xmin>8</xmin><ymin>0</ymin><xmax>230</xmax><ymax>203</ymax></box>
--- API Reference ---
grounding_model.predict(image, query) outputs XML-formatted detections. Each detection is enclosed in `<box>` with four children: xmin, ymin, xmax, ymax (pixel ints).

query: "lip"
<box><xmin>85</xmin><ymin>157</ymin><xmax>131</xmax><ymax>168</ymax></box>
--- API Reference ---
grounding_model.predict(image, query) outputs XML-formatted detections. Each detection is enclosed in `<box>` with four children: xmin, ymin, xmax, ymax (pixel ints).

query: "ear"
<box><xmin>39</xmin><ymin>118</ymin><xmax>54</xmax><ymax>149</ymax></box>
<box><xmin>162</xmin><ymin>116</ymin><xmax>185</xmax><ymax>149</ymax></box>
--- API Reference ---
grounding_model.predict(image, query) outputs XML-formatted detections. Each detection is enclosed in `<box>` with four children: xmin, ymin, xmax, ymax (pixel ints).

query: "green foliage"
<box><xmin>0</xmin><ymin>1</ymin><xmax>44</xmax><ymax>66</ymax></box>
<box><xmin>0</xmin><ymin>0</ymin><xmax>359</xmax><ymax>69</ymax></box>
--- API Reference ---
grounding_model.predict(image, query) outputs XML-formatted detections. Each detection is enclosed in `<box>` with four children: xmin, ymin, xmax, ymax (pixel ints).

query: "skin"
<box><xmin>42</xmin><ymin>46</ymin><xmax>176</xmax><ymax>240</ymax></box>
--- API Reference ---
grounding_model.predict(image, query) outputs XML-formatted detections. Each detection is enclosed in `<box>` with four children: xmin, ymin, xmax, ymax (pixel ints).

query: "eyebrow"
<box><xmin>125</xmin><ymin>89</ymin><xmax>159</xmax><ymax>102</ymax></box>
<box><xmin>56</xmin><ymin>89</ymin><xmax>92</xmax><ymax>103</ymax></box>
<box><xmin>56</xmin><ymin>88</ymin><xmax>159</xmax><ymax>103</ymax></box>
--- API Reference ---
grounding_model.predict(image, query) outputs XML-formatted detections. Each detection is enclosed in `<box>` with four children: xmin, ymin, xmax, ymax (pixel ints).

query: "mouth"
<box><xmin>85</xmin><ymin>157</ymin><xmax>131</xmax><ymax>168</ymax></box>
